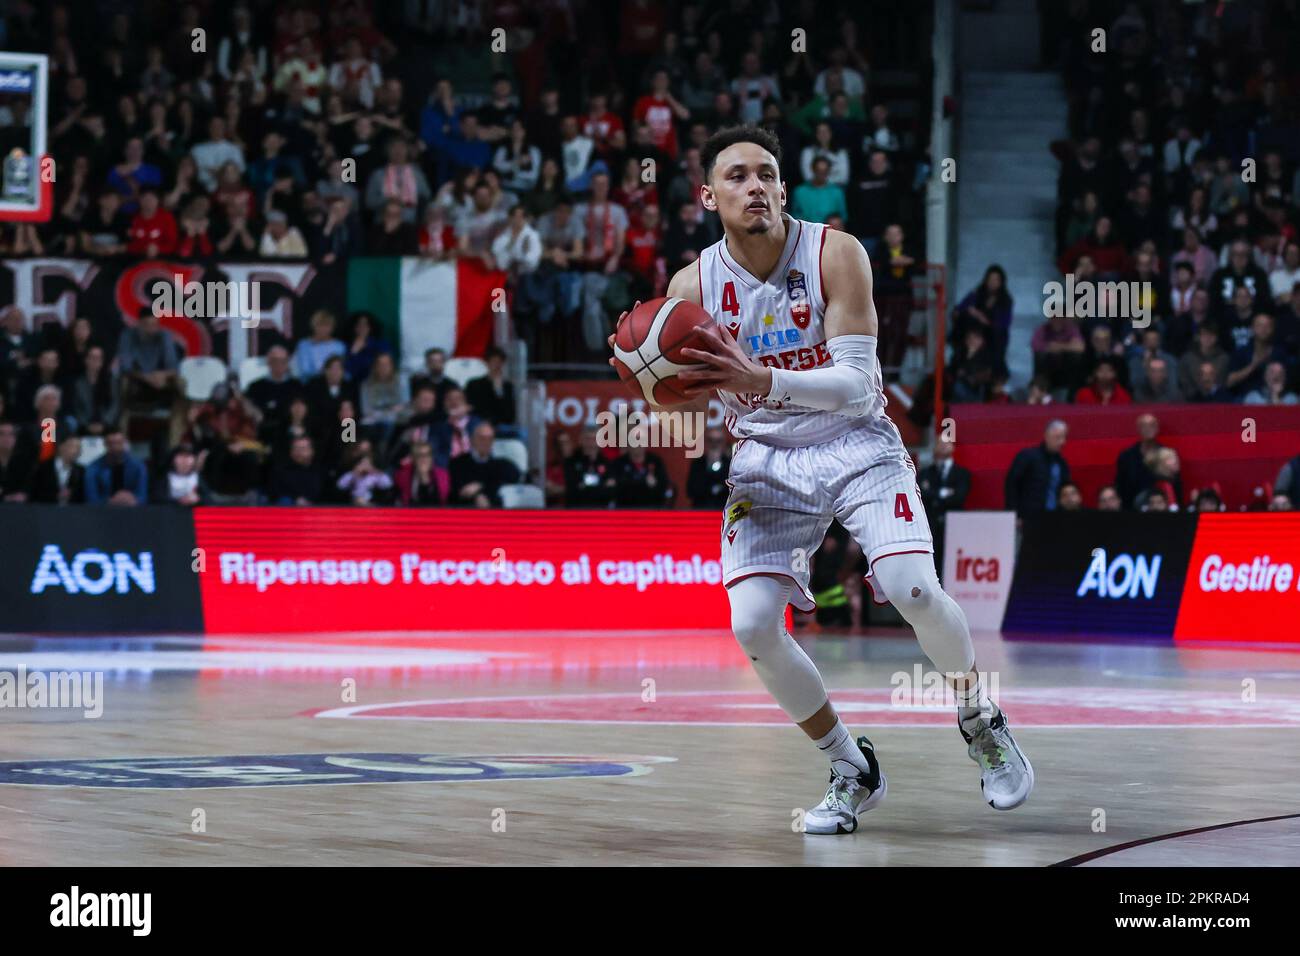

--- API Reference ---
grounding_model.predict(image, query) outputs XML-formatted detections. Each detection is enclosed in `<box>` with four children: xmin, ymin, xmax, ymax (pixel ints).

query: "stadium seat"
<box><xmin>76</xmin><ymin>435</ymin><xmax>105</xmax><ymax>467</ymax></box>
<box><xmin>239</xmin><ymin>356</ymin><xmax>270</xmax><ymax>390</ymax></box>
<box><xmin>445</xmin><ymin>357</ymin><xmax>488</xmax><ymax>386</ymax></box>
<box><xmin>179</xmin><ymin>356</ymin><xmax>228</xmax><ymax>401</ymax></box>
<box><xmin>493</xmin><ymin>438</ymin><xmax>529</xmax><ymax>476</ymax></box>
<box><xmin>499</xmin><ymin>483</ymin><xmax>544</xmax><ymax>509</ymax></box>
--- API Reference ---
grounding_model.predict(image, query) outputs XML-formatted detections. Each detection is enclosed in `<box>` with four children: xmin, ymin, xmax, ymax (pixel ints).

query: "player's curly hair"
<box><xmin>700</xmin><ymin>125</ymin><xmax>783</xmax><ymax>181</ymax></box>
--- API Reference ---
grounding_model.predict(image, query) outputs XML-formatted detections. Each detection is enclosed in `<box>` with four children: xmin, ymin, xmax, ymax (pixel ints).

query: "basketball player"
<box><xmin>610</xmin><ymin>126</ymin><xmax>1033</xmax><ymax>834</ymax></box>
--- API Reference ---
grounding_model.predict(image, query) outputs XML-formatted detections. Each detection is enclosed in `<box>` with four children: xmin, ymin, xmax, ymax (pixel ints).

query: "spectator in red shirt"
<box><xmin>633</xmin><ymin>69</ymin><xmax>689</xmax><ymax>160</ymax></box>
<box><xmin>1058</xmin><ymin>216</ymin><xmax>1129</xmax><ymax>278</ymax></box>
<box><xmin>581</xmin><ymin>92</ymin><xmax>626</xmax><ymax>164</ymax></box>
<box><xmin>624</xmin><ymin>203</ymin><xmax>664</xmax><ymax>294</ymax></box>
<box><xmin>612</xmin><ymin>156</ymin><xmax>660</xmax><ymax>229</ymax></box>
<box><xmin>1075</xmin><ymin>357</ymin><xmax>1132</xmax><ymax>404</ymax></box>
<box><xmin>127</xmin><ymin>190</ymin><xmax>178</xmax><ymax>257</ymax></box>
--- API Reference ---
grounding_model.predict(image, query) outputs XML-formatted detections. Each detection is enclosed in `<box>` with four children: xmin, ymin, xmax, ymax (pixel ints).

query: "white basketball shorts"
<box><xmin>720</xmin><ymin>426</ymin><xmax>933</xmax><ymax>611</ymax></box>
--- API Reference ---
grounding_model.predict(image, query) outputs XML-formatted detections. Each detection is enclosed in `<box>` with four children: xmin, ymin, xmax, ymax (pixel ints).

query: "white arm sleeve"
<box><xmin>766</xmin><ymin>334</ymin><xmax>881</xmax><ymax>418</ymax></box>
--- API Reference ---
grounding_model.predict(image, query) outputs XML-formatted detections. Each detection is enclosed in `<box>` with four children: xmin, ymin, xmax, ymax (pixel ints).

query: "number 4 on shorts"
<box><xmin>894</xmin><ymin>492</ymin><xmax>914</xmax><ymax>522</ymax></box>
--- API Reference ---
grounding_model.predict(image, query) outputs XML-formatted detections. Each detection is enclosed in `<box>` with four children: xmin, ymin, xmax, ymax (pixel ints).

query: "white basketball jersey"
<box><xmin>698</xmin><ymin>215</ymin><xmax>905</xmax><ymax>454</ymax></box>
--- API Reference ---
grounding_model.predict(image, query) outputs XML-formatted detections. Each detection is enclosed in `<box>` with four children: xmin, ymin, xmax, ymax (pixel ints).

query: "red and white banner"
<box><xmin>942</xmin><ymin>511</ymin><xmax>1016</xmax><ymax>630</ymax></box>
<box><xmin>194</xmin><ymin>508</ymin><xmax>728</xmax><ymax>633</ymax></box>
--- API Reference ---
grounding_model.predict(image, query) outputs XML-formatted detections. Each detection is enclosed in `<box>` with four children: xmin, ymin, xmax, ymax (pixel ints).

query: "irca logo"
<box><xmin>30</xmin><ymin>545</ymin><xmax>156</xmax><ymax>595</ymax></box>
<box><xmin>954</xmin><ymin>548</ymin><xmax>1000</xmax><ymax>582</ymax></box>
<box><xmin>1076</xmin><ymin>548</ymin><xmax>1161</xmax><ymax>599</ymax></box>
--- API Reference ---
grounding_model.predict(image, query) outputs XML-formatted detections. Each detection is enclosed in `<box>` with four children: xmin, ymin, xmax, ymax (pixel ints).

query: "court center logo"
<box><xmin>0</xmin><ymin>753</ymin><xmax>674</xmax><ymax>788</ymax></box>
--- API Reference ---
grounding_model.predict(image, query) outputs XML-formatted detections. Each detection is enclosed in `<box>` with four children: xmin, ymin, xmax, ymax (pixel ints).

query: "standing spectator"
<box><xmin>581</xmin><ymin>92</ymin><xmax>627</xmax><ymax>167</ymax></box>
<box><xmin>464</xmin><ymin>347</ymin><xmax>517</xmax><ymax>430</ymax></box>
<box><xmin>29</xmin><ymin>433</ymin><xmax>84</xmax><ymax>504</ymax></box>
<box><xmin>13</xmin><ymin>349</ymin><xmax>62</xmax><ymax>424</ymax></box>
<box><xmin>85</xmin><ymin>427</ymin><xmax>148</xmax><ymax>506</ymax></box>
<box><xmin>493</xmin><ymin>119</ymin><xmax>543</xmax><ymax>197</ymax></box>
<box><xmin>457</xmin><ymin>183</ymin><xmax>508</xmax><ymax>267</ymax></box>
<box><xmin>364</xmin><ymin>138</ymin><xmax>430</xmax><ymax>224</ymax></box>
<box><xmin>612</xmin><ymin>444</ymin><xmax>674</xmax><ymax>507</ymax></box>
<box><xmin>117</xmin><ymin>310</ymin><xmax>182</xmax><ymax>434</ymax></box>
<box><xmin>559</xmin><ymin>115</ymin><xmax>596</xmax><ymax>194</ymax></box>
<box><xmin>408</xmin><ymin>348</ymin><xmax>459</xmax><ymax>413</ymax></box>
<box><xmin>190</xmin><ymin>116</ymin><xmax>245</xmax><ymax>193</ymax></box>
<box><xmin>107</xmin><ymin>137</ymin><xmax>162</xmax><ymax>213</ymax></box>
<box><xmin>951</xmin><ymin>265</ymin><xmax>1013</xmax><ymax>363</ymax></box>
<box><xmin>871</xmin><ymin>223</ymin><xmax>918</xmax><ymax>375</ymax></box>
<box><xmin>662</xmin><ymin>200</ymin><xmax>710</xmax><ymax>272</ymax></box>
<box><xmin>917</xmin><ymin>437</ymin><xmax>971</xmax><ymax>573</ymax></box>
<box><xmin>1004</xmin><ymin>420</ymin><xmax>1071</xmax><ymax>516</ymax></box>
<box><xmin>634</xmin><ymin>69</ymin><xmax>690</xmax><ymax>160</ymax></box>
<box><xmin>731</xmin><ymin>53</ymin><xmax>780</xmax><ymax>125</ymax></box>
<box><xmin>800</xmin><ymin>122</ymin><xmax>850</xmax><ymax>186</ymax></box>
<box><xmin>449</xmin><ymin>422</ymin><xmax>520</xmax><ymax>508</ymax></box>
<box><xmin>847</xmin><ymin>150</ymin><xmax>896</xmax><ymax>250</ymax></box>
<box><xmin>305</xmin><ymin>355</ymin><xmax>359</xmax><ymax>423</ymax></box>
<box><xmin>368</xmin><ymin>199</ymin><xmax>419</xmax><ymax>255</ymax></box>
<box><xmin>490</xmin><ymin>206</ymin><xmax>542</xmax><ymax>280</ymax></box>
<box><xmin>686</xmin><ymin>426</ymin><xmax>732</xmax><ymax>509</ymax></box>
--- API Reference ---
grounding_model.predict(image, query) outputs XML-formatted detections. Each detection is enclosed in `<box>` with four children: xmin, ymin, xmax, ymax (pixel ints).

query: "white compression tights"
<box><xmin>727</xmin><ymin>575</ymin><xmax>829</xmax><ymax>724</ymax></box>
<box><xmin>871</xmin><ymin>551</ymin><xmax>976</xmax><ymax>675</ymax></box>
<box><xmin>726</xmin><ymin>555</ymin><xmax>976</xmax><ymax>725</ymax></box>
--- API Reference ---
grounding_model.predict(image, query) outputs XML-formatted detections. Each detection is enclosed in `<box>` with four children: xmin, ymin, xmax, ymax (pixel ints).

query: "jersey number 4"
<box><xmin>894</xmin><ymin>493</ymin><xmax>914</xmax><ymax>522</ymax></box>
<box><xmin>720</xmin><ymin>281</ymin><xmax>740</xmax><ymax>316</ymax></box>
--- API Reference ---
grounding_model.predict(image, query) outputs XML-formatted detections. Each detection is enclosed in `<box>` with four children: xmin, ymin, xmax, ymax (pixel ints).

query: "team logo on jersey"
<box><xmin>787</xmin><ymin>269</ymin><xmax>811</xmax><ymax>328</ymax></box>
<box><xmin>725</xmin><ymin>500</ymin><xmax>751</xmax><ymax>544</ymax></box>
<box><xmin>725</xmin><ymin>321</ymin><xmax>741</xmax><ymax>340</ymax></box>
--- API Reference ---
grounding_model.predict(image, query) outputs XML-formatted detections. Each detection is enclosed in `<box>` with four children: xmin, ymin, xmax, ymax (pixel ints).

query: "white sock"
<box><xmin>955</xmin><ymin>677</ymin><xmax>996</xmax><ymax>725</ymax></box>
<box><xmin>814</xmin><ymin>718</ymin><xmax>869</xmax><ymax>776</ymax></box>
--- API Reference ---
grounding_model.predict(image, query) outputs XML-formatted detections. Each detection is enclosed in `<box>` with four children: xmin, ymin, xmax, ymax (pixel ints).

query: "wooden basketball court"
<box><xmin>1</xmin><ymin>628</ymin><xmax>1298</xmax><ymax>866</ymax></box>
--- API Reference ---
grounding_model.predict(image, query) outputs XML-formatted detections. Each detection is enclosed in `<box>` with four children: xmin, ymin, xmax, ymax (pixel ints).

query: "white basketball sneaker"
<box><xmin>960</xmin><ymin>706</ymin><xmax>1034</xmax><ymax>811</ymax></box>
<box><xmin>803</xmin><ymin>736</ymin><xmax>887</xmax><ymax>834</ymax></box>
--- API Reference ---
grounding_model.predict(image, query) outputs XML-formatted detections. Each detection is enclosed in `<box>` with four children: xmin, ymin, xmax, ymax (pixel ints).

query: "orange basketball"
<box><xmin>612</xmin><ymin>297</ymin><xmax>716</xmax><ymax>406</ymax></box>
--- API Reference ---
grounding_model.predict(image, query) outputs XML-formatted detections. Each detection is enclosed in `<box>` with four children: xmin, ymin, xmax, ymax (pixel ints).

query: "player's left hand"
<box><xmin>678</xmin><ymin>324</ymin><xmax>773</xmax><ymax>397</ymax></box>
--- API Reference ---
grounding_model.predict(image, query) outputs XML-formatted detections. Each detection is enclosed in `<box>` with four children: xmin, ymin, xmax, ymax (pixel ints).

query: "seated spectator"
<box><xmin>950</xmin><ymin>326</ymin><xmax>999</xmax><ymax>402</ymax></box>
<box><xmin>792</xmin><ymin>156</ymin><xmax>848</xmax><ymax>225</ymax></box>
<box><xmin>212</xmin><ymin>161</ymin><xmax>256</xmax><ymax>221</ymax></box>
<box><xmin>1210</xmin><ymin>240</ymin><xmax>1272</xmax><ymax>316</ymax></box>
<box><xmin>268</xmin><ymin>435</ymin><xmax>324</xmax><ymax>505</ymax></box>
<box><xmin>1140</xmin><ymin>488</ymin><xmax>1171</xmax><ymax>512</ymax></box>
<box><xmin>176</xmin><ymin>198</ymin><xmax>214</xmax><ymax>257</ymax></box>
<box><xmin>389</xmin><ymin>384</ymin><xmax>442</xmax><ymax>463</ymax></box>
<box><xmin>430</xmin><ymin>387</ymin><xmax>481</xmax><ymax>468</ymax></box>
<box><xmin>1268</xmin><ymin>493</ymin><xmax>1293</xmax><ymax>511</ymax></box>
<box><xmin>337</xmin><ymin>447</ymin><xmax>394</xmax><ymax>506</ymax></box>
<box><xmin>364</xmin><ymin>137</ymin><xmax>430</xmax><ymax>224</ymax></box>
<box><xmin>188</xmin><ymin>380</ymin><xmax>265</xmax><ymax>505</ymax></box>
<box><xmin>491</xmin><ymin>205</ymin><xmax>542</xmax><ymax>281</ymax></box>
<box><xmin>687</xmin><ymin>427</ymin><xmax>733</xmax><ymax>509</ymax></box>
<box><xmin>545</xmin><ymin>431</ymin><xmax>575</xmax><ymax>505</ymax></box>
<box><xmin>1170</xmin><ymin>227</ymin><xmax>1217</xmax><ymax>288</ymax></box>
<box><xmin>418</xmin><ymin>202</ymin><xmax>457</xmax><ymax>261</ymax></box>
<box><xmin>1137</xmin><ymin>447</ymin><xmax>1184</xmax><ymax>508</ymax></box>
<box><xmin>24</xmin><ymin>384</ymin><xmax>77</xmax><ymax>462</ymax></box>
<box><xmin>1096</xmin><ymin>485</ymin><xmax>1122</xmax><ymax>511</ymax></box>
<box><xmin>1058</xmin><ymin>216</ymin><xmax>1128</xmax><ymax>277</ymax></box>
<box><xmin>246</xmin><ymin>345</ymin><xmax>303</xmax><ymax>435</ymax></box>
<box><xmin>1115</xmin><ymin>413</ymin><xmax>1163</xmax><ymax>509</ymax></box>
<box><xmin>304</xmin><ymin>355</ymin><xmax>359</xmax><ymax>423</ymax></box>
<box><xmin>1076</xmin><ymin>357</ymin><xmax>1132</xmax><ymax>405</ymax></box>
<box><xmin>267</xmin><ymin>395</ymin><xmax>321</xmax><ymax>467</ymax></box>
<box><xmin>108</xmin><ymin>137</ymin><xmax>162</xmax><ymax>213</ymax></box>
<box><xmin>1187</xmin><ymin>359</ymin><xmax>1234</xmax><ymax>402</ymax></box>
<box><xmin>117</xmin><ymin>309</ymin><xmax>182</xmax><ymax>434</ymax></box>
<box><xmin>126</xmin><ymin>190</ymin><xmax>178</xmax><ymax>256</ymax></box>
<box><xmin>85</xmin><ymin>427</ymin><xmax>148</xmax><ymax>505</ymax></box>
<box><xmin>191</xmin><ymin>116</ymin><xmax>245</xmax><ymax>193</ymax></box>
<box><xmin>951</xmin><ymin>266</ymin><xmax>1013</xmax><ymax>363</ymax></box>
<box><xmin>800</xmin><ymin>121</ymin><xmax>851</xmax><ymax>187</ymax></box>
<box><xmin>1057</xmin><ymin>482</ymin><xmax>1084</xmax><ymax>511</ymax></box>
<box><xmin>662</xmin><ymin>199</ymin><xmax>712</xmax><ymax>274</ymax></box>
<box><xmin>565</xmin><ymin>425</ymin><xmax>617</xmax><ymax>507</ymax></box>
<box><xmin>612</xmin><ymin>444</ymin><xmax>674</xmax><ymax>508</ymax></box>
<box><xmin>344</xmin><ymin>312</ymin><xmax>390</xmax><ymax>382</ymax></box>
<box><xmin>623</xmin><ymin>204</ymin><xmax>664</xmax><ymax>296</ymax></box>
<box><xmin>214</xmin><ymin>194</ymin><xmax>259</xmax><ymax>256</ymax></box>
<box><xmin>0</xmin><ymin>420</ymin><xmax>35</xmax><ymax>501</ymax></box>
<box><xmin>152</xmin><ymin>445</ymin><xmax>207</xmax><ymax>505</ymax></box>
<box><xmin>393</xmin><ymin>441</ymin><xmax>448</xmax><ymax>506</ymax></box>
<box><xmin>1031</xmin><ymin>314</ymin><xmax>1086</xmax><ymax>395</ymax></box>
<box><xmin>408</xmin><ymin>347</ymin><xmax>460</xmax><ymax>412</ymax></box>
<box><xmin>368</xmin><ymin>198</ymin><xmax>419</xmax><ymax>255</ymax></box>
<box><xmin>13</xmin><ymin>349</ymin><xmax>62</xmax><ymax>424</ymax></box>
<box><xmin>293</xmin><ymin>310</ymin><xmax>346</xmax><ymax>380</ymax></box>
<box><xmin>848</xmin><ymin>149</ymin><xmax>897</xmax><ymax>251</ymax></box>
<box><xmin>79</xmin><ymin>192</ymin><xmax>129</xmax><ymax>256</ymax></box>
<box><xmin>1193</xmin><ymin>488</ymin><xmax>1224</xmax><ymax>513</ymax></box>
<box><xmin>1243</xmin><ymin>360</ymin><xmax>1299</xmax><ymax>405</ymax></box>
<box><xmin>1132</xmin><ymin>355</ymin><xmax>1182</xmax><ymax>403</ymax></box>
<box><xmin>449</xmin><ymin>422</ymin><xmax>520</xmax><ymax>507</ymax></box>
<box><xmin>1220</xmin><ymin>285</ymin><xmax>1259</xmax><ymax>352</ymax></box>
<box><xmin>259</xmin><ymin>210</ymin><xmax>308</xmax><ymax>257</ymax></box>
<box><xmin>1177</xmin><ymin>323</ymin><xmax>1229</xmax><ymax>397</ymax></box>
<box><xmin>1127</xmin><ymin>328</ymin><xmax>1178</xmax><ymax>395</ymax></box>
<box><xmin>313</xmin><ymin>195</ymin><xmax>362</xmax><ymax>263</ymax></box>
<box><xmin>1270</xmin><ymin>242</ymin><xmax>1300</xmax><ymax>307</ymax></box>
<box><xmin>1004</xmin><ymin>420</ymin><xmax>1070</xmax><ymax>516</ymax></box>
<box><xmin>29</xmin><ymin>433</ymin><xmax>85</xmax><ymax>504</ymax></box>
<box><xmin>464</xmin><ymin>347</ymin><xmax>517</xmax><ymax>430</ymax></box>
<box><xmin>1226</xmin><ymin>313</ymin><xmax>1288</xmax><ymax>397</ymax></box>
<box><xmin>360</xmin><ymin>352</ymin><xmax>409</xmax><ymax>441</ymax></box>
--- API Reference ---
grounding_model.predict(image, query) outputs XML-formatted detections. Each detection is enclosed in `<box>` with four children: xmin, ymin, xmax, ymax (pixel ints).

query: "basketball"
<box><xmin>612</xmin><ymin>297</ymin><xmax>716</xmax><ymax>406</ymax></box>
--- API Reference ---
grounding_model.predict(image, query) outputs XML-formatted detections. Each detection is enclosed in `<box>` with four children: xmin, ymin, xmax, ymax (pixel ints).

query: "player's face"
<box><xmin>702</xmin><ymin>142</ymin><xmax>786</xmax><ymax>235</ymax></box>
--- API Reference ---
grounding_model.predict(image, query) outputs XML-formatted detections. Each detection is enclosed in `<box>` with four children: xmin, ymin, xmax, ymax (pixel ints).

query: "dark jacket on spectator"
<box><xmin>449</xmin><ymin>450</ymin><xmax>520</xmax><ymax>507</ymax></box>
<box><xmin>29</xmin><ymin>457</ymin><xmax>86</xmax><ymax>504</ymax></box>
<box><xmin>268</xmin><ymin>459</ymin><xmax>324</xmax><ymax>504</ymax></box>
<box><xmin>1004</xmin><ymin>442</ymin><xmax>1071</xmax><ymax>516</ymax></box>
<box><xmin>564</xmin><ymin>450</ymin><xmax>617</xmax><ymax>507</ymax></box>
<box><xmin>918</xmin><ymin>458</ymin><xmax>971</xmax><ymax>523</ymax></box>
<box><xmin>1115</xmin><ymin>441</ymin><xmax>1161</xmax><ymax>510</ymax></box>
<box><xmin>612</xmin><ymin>452</ymin><xmax>674</xmax><ymax>508</ymax></box>
<box><xmin>85</xmin><ymin>452</ymin><xmax>149</xmax><ymax>503</ymax></box>
<box><xmin>464</xmin><ymin>374</ymin><xmax>516</xmax><ymax>426</ymax></box>
<box><xmin>686</xmin><ymin>451</ymin><xmax>731</xmax><ymax>509</ymax></box>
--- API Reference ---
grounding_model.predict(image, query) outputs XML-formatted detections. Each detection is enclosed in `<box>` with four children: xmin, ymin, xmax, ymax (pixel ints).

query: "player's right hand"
<box><xmin>607</xmin><ymin>300</ymin><xmax>641</xmax><ymax>367</ymax></box>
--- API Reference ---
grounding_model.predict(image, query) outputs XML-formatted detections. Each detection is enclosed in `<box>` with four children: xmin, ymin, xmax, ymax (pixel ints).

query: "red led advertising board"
<box><xmin>193</xmin><ymin>508</ymin><xmax>730</xmax><ymax>633</ymax></box>
<box><xmin>1174</xmin><ymin>514</ymin><xmax>1300</xmax><ymax>644</ymax></box>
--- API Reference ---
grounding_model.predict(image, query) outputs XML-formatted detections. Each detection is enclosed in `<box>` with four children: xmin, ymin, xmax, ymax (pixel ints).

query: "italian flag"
<box><xmin>347</xmin><ymin>257</ymin><xmax>502</xmax><ymax>369</ymax></box>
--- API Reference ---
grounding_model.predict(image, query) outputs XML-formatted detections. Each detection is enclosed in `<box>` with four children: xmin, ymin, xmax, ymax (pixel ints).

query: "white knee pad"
<box><xmin>727</xmin><ymin>574</ymin><xmax>828</xmax><ymax>723</ymax></box>
<box><xmin>871</xmin><ymin>552</ymin><xmax>975</xmax><ymax>675</ymax></box>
